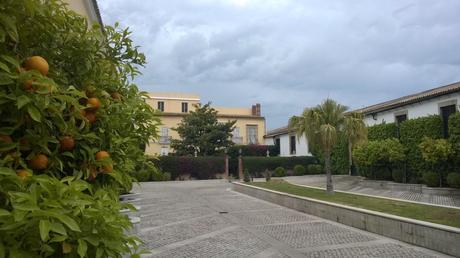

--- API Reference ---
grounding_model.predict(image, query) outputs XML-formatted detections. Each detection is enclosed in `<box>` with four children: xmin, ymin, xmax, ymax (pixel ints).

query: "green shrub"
<box><xmin>243</xmin><ymin>169</ymin><xmax>251</xmax><ymax>182</ymax></box>
<box><xmin>392</xmin><ymin>168</ymin><xmax>405</xmax><ymax>183</ymax></box>
<box><xmin>163</xmin><ymin>172</ymin><xmax>172</xmax><ymax>181</ymax></box>
<box><xmin>368</xmin><ymin>123</ymin><xmax>398</xmax><ymax>140</ymax></box>
<box><xmin>447</xmin><ymin>173</ymin><xmax>460</xmax><ymax>188</ymax></box>
<box><xmin>331</xmin><ymin>134</ymin><xmax>349</xmax><ymax>174</ymax></box>
<box><xmin>264</xmin><ymin>169</ymin><xmax>271</xmax><ymax>182</ymax></box>
<box><xmin>293</xmin><ymin>165</ymin><xmax>306</xmax><ymax>176</ymax></box>
<box><xmin>240</xmin><ymin>156</ymin><xmax>317</xmax><ymax>176</ymax></box>
<box><xmin>400</xmin><ymin>115</ymin><xmax>443</xmax><ymax>178</ymax></box>
<box><xmin>151</xmin><ymin>156</ymin><xmax>225</xmax><ymax>180</ymax></box>
<box><xmin>273</xmin><ymin>167</ymin><xmax>286</xmax><ymax>177</ymax></box>
<box><xmin>134</xmin><ymin>170</ymin><xmax>151</xmax><ymax>182</ymax></box>
<box><xmin>307</xmin><ymin>164</ymin><xmax>324</xmax><ymax>174</ymax></box>
<box><xmin>423</xmin><ymin>172</ymin><xmax>439</xmax><ymax>187</ymax></box>
<box><xmin>449</xmin><ymin>113</ymin><xmax>460</xmax><ymax>163</ymax></box>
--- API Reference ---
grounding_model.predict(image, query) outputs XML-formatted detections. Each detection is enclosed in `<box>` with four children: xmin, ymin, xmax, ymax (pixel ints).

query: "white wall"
<box><xmin>364</xmin><ymin>92</ymin><xmax>460</xmax><ymax>126</ymax></box>
<box><xmin>265</xmin><ymin>133</ymin><xmax>311</xmax><ymax>157</ymax></box>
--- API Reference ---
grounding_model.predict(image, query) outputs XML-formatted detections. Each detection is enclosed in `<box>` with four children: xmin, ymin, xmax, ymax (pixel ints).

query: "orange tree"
<box><xmin>0</xmin><ymin>0</ymin><xmax>160</xmax><ymax>257</ymax></box>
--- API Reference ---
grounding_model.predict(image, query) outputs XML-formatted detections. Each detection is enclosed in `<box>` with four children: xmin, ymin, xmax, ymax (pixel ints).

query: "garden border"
<box><xmin>232</xmin><ymin>182</ymin><xmax>460</xmax><ymax>257</ymax></box>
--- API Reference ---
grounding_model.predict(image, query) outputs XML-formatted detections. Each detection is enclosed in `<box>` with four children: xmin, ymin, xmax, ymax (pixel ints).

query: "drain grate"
<box><xmin>219</xmin><ymin>211</ymin><xmax>228</xmax><ymax>214</ymax></box>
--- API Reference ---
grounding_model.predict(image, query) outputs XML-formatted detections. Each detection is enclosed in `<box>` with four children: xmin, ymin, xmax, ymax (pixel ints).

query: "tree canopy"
<box><xmin>171</xmin><ymin>103</ymin><xmax>236</xmax><ymax>156</ymax></box>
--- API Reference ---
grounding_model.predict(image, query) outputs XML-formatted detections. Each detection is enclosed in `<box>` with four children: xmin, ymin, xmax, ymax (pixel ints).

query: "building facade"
<box><xmin>144</xmin><ymin>92</ymin><xmax>266</xmax><ymax>155</ymax></box>
<box><xmin>354</xmin><ymin>82</ymin><xmax>460</xmax><ymax>133</ymax></box>
<box><xmin>63</xmin><ymin>0</ymin><xmax>103</xmax><ymax>25</ymax></box>
<box><xmin>264</xmin><ymin>126</ymin><xmax>311</xmax><ymax>157</ymax></box>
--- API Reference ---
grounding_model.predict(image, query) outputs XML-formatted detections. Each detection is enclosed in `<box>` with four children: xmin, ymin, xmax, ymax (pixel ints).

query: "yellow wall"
<box><xmin>63</xmin><ymin>0</ymin><xmax>100</xmax><ymax>25</ymax></box>
<box><xmin>145</xmin><ymin>92</ymin><xmax>266</xmax><ymax>156</ymax></box>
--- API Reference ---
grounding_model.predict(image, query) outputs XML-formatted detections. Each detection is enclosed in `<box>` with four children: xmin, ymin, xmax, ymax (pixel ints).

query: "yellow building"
<box><xmin>145</xmin><ymin>92</ymin><xmax>266</xmax><ymax>155</ymax></box>
<box><xmin>63</xmin><ymin>0</ymin><xmax>103</xmax><ymax>25</ymax></box>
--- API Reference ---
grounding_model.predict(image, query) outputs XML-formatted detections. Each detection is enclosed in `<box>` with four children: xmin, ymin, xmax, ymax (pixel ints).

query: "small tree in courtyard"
<box><xmin>171</xmin><ymin>103</ymin><xmax>236</xmax><ymax>156</ymax></box>
<box><xmin>289</xmin><ymin>99</ymin><xmax>366</xmax><ymax>193</ymax></box>
<box><xmin>419</xmin><ymin>137</ymin><xmax>453</xmax><ymax>187</ymax></box>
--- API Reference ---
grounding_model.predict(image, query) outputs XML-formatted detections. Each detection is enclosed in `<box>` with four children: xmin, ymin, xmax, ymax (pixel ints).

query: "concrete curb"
<box><xmin>232</xmin><ymin>182</ymin><xmax>460</xmax><ymax>257</ymax></box>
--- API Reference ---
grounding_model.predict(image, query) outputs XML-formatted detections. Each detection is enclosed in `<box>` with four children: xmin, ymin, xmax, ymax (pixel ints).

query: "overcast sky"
<box><xmin>98</xmin><ymin>0</ymin><xmax>460</xmax><ymax>129</ymax></box>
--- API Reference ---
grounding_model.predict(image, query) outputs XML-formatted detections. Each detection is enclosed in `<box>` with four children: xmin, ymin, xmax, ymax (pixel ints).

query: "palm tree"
<box><xmin>289</xmin><ymin>99</ymin><xmax>366</xmax><ymax>193</ymax></box>
<box><xmin>343</xmin><ymin>112</ymin><xmax>367</xmax><ymax>175</ymax></box>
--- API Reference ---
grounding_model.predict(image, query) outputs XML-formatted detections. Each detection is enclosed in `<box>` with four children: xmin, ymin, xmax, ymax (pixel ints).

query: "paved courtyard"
<box><xmin>284</xmin><ymin>175</ymin><xmax>460</xmax><ymax>207</ymax></box>
<box><xmin>132</xmin><ymin>180</ymin><xmax>450</xmax><ymax>258</ymax></box>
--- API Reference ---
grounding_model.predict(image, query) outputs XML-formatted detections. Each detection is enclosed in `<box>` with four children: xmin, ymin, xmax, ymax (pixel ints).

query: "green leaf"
<box><xmin>39</xmin><ymin>220</ymin><xmax>51</xmax><ymax>241</ymax></box>
<box><xmin>50</xmin><ymin>222</ymin><xmax>67</xmax><ymax>235</ymax></box>
<box><xmin>27</xmin><ymin>105</ymin><xmax>41</xmax><ymax>122</ymax></box>
<box><xmin>0</xmin><ymin>209</ymin><xmax>9</xmax><ymax>216</ymax></box>
<box><xmin>49</xmin><ymin>235</ymin><xmax>67</xmax><ymax>243</ymax></box>
<box><xmin>0</xmin><ymin>72</ymin><xmax>13</xmax><ymax>85</ymax></box>
<box><xmin>17</xmin><ymin>95</ymin><xmax>31</xmax><ymax>109</ymax></box>
<box><xmin>1</xmin><ymin>55</ymin><xmax>19</xmax><ymax>67</ymax></box>
<box><xmin>0</xmin><ymin>14</ymin><xmax>18</xmax><ymax>42</ymax></box>
<box><xmin>0</xmin><ymin>167</ymin><xmax>15</xmax><ymax>175</ymax></box>
<box><xmin>0</xmin><ymin>61</ymin><xmax>9</xmax><ymax>73</ymax></box>
<box><xmin>77</xmin><ymin>239</ymin><xmax>87</xmax><ymax>258</ymax></box>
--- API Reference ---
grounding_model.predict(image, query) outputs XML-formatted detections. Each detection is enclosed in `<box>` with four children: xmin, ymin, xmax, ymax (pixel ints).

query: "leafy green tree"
<box><xmin>0</xmin><ymin>0</ymin><xmax>159</xmax><ymax>256</ymax></box>
<box><xmin>353</xmin><ymin>138</ymin><xmax>406</xmax><ymax>179</ymax></box>
<box><xmin>343</xmin><ymin>112</ymin><xmax>367</xmax><ymax>175</ymax></box>
<box><xmin>289</xmin><ymin>99</ymin><xmax>366</xmax><ymax>193</ymax></box>
<box><xmin>171</xmin><ymin>103</ymin><xmax>235</xmax><ymax>156</ymax></box>
<box><xmin>419</xmin><ymin>137</ymin><xmax>453</xmax><ymax>186</ymax></box>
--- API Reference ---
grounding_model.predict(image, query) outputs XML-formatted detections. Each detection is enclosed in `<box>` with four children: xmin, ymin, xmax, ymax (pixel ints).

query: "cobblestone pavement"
<box><xmin>283</xmin><ymin>175</ymin><xmax>460</xmax><ymax>207</ymax></box>
<box><xmin>132</xmin><ymin>180</ymin><xmax>451</xmax><ymax>258</ymax></box>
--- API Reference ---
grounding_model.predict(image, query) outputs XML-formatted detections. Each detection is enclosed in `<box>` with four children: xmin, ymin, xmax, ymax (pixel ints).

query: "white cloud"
<box><xmin>99</xmin><ymin>0</ymin><xmax>460</xmax><ymax>129</ymax></box>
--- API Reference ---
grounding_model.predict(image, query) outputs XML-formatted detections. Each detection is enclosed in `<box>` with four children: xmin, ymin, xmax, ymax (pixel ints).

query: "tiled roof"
<box><xmin>264</xmin><ymin>126</ymin><xmax>293</xmax><ymax>138</ymax></box>
<box><xmin>354</xmin><ymin>81</ymin><xmax>460</xmax><ymax>115</ymax></box>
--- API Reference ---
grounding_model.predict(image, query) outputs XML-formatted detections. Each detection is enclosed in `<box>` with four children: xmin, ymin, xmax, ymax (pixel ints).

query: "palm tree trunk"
<box><xmin>348</xmin><ymin>139</ymin><xmax>352</xmax><ymax>176</ymax></box>
<box><xmin>325</xmin><ymin>151</ymin><xmax>334</xmax><ymax>193</ymax></box>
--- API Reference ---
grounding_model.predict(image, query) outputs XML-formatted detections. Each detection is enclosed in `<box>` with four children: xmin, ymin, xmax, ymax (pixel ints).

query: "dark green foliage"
<box><xmin>392</xmin><ymin>168</ymin><xmax>405</xmax><ymax>183</ymax></box>
<box><xmin>227</xmin><ymin>145</ymin><xmax>275</xmax><ymax>158</ymax></box>
<box><xmin>293</xmin><ymin>165</ymin><xmax>306</xmax><ymax>176</ymax></box>
<box><xmin>170</xmin><ymin>103</ymin><xmax>236</xmax><ymax>156</ymax></box>
<box><xmin>134</xmin><ymin>170</ymin><xmax>151</xmax><ymax>182</ymax></box>
<box><xmin>447</xmin><ymin>173</ymin><xmax>460</xmax><ymax>188</ymax></box>
<box><xmin>243</xmin><ymin>169</ymin><xmax>251</xmax><ymax>182</ymax></box>
<box><xmin>367</xmin><ymin>123</ymin><xmax>398</xmax><ymax>140</ymax></box>
<box><xmin>449</xmin><ymin>113</ymin><xmax>460</xmax><ymax>163</ymax></box>
<box><xmin>151</xmin><ymin>156</ymin><xmax>225</xmax><ymax>180</ymax></box>
<box><xmin>307</xmin><ymin>164</ymin><xmax>324</xmax><ymax>174</ymax></box>
<box><xmin>400</xmin><ymin>116</ymin><xmax>443</xmax><ymax>179</ymax></box>
<box><xmin>331</xmin><ymin>134</ymin><xmax>349</xmax><ymax>174</ymax></box>
<box><xmin>241</xmin><ymin>156</ymin><xmax>317</xmax><ymax>176</ymax></box>
<box><xmin>423</xmin><ymin>172</ymin><xmax>439</xmax><ymax>187</ymax></box>
<box><xmin>273</xmin><ymin>167</ymin><xmax>286</xmax><ymax>177</ymax></box>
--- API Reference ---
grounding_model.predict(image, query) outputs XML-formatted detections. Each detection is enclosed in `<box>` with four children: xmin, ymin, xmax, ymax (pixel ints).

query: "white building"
<box><xmin>354</xmin><ymin>81</ymin><xmax>460</xmax><ymax>134</ymax></box>
<box><xmin>264</xmin><ymin>126</ymin><xmax>311</xmax><ymax>157</ymax></box>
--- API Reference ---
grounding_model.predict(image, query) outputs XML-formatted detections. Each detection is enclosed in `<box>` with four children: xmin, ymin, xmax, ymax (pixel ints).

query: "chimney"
<box><xmin>255</xmin><ymin>103</ymin><xmax>261</xmax><ymax>116</ymax></box>
<box><xmin>251</xmin><ymin>105</ymin><xmax>256</xmax><ymax>116</ymax></box>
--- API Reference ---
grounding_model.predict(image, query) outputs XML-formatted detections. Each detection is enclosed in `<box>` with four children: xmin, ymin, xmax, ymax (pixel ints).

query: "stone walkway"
<box><xmin>132</xmin><ymin>180</ymin><xmax>450</xmax><ymax>258</ymax></box>
<box><xmin>284</xmin><ymin>175</ymin><xmax>460</xmax><ymax>207</ymax></box>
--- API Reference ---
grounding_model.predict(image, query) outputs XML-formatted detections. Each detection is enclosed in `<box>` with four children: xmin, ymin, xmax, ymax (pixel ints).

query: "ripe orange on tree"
<box><xmin>0</xmin><ymin>135</ymin><xmax>13</xmax><ymax>144</ymax></box>
<box><xmin>16</xmin><ymin>169</ymin><xmax>31</xmax><ymax>180</ymax></box>
<box><xmin>24</xmin><ymin>56</ymin><xmax>49</xmax><ymax>76</ymax></box>
<box><xmin>84</xmin><ymin>110</ymin><xmax>97</xmax><ymax>123</ymax></box>
<box><xmin>87</xmin><ymin>97</ymin><xmax>101</xmax><ymax>110</ymax></box>
<box><xmin>60</xmin><ymin>136</ymin><xmax>75</xmax><ymax>151</ymax></box>
<box><xmin>29</xmin><ymin>154</ymin><xmax>49</xmax><ymax>170</ymax></box>
<box><xmin>96</xmin><ymin>150</ymin><xmax>110</xmax><ymax>160</ymax></box>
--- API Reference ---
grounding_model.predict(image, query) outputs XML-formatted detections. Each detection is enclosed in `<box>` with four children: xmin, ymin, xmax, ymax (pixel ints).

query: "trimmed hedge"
<box><xmin>449</xmin><ymin>112</ymin><xmax>460</xmax><ymax>164</ymax></box>
<box><xmin>293</xmin><ymin>165</ymin><xmax>306</xmax><ymax>176</ymax></box>
<box><xmin>151</xmin><ymin>156</ymin><xmax>225</xmax><ymax>180</ymax></box>
<box><xmin>227</xmin><ymin>145</ymin><xmax>280</xmax><ymax>158</ymax></box>
<box><xmin>273</xmin><ymin>167</ymin><xmax>286</xmax><ymax>177</ymax></box>
<box><xmin>241</xmin><ymin>156</ymin><xmax>317</xmax><ymax>176</ymax></box>
<box><xmin>331</xmin><ymin>134</ymin><xmax>349</xmax><ymax>175</ymax></box>
<box><xmin>400</xmin><ymin>115</ymin><xmax>443</xmax><ymax>182</ymax></box>
<box><xmin>368</xmin><ymin>122</ymin><xmax>398</xmax><ymax>140</ymax></box>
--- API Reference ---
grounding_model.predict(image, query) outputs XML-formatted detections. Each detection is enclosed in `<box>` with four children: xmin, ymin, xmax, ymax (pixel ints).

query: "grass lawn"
<box><xmin>248</xmin><ymin>180</ymin><xmax>460</xmax><ymax>228</ymax></box>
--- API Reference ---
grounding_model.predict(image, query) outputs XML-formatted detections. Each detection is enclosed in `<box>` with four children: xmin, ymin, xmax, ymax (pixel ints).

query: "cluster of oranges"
<box><xmin>1</xmin><ymin>56</ymin><xmax>119</xmax><ymax>181</ymax></box>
